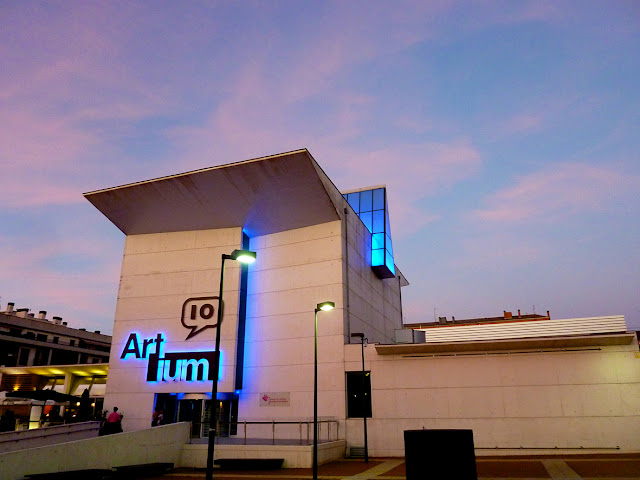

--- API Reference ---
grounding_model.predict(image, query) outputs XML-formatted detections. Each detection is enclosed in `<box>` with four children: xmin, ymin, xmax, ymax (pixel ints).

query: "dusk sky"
<box><xmin>2</xmin><ymin>1</ymin><xmax>639</xmax><ymax>335</ymax></box>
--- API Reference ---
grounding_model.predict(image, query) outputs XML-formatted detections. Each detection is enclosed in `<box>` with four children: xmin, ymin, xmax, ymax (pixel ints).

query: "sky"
<box><xmin>1</xmin><ymin>1</ymin><xmax>639</xmax><ymax>335</ymax></box>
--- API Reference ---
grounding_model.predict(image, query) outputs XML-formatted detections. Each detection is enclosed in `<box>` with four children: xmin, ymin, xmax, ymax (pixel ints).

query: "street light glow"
<box><xmin>231</xmin><ymin>249</ymin><xmax>256</xmax><ymax>264</ymax></box>
<box><xmin>317</xmin><ymin>301</ymin><xmax>335</xmax><ymax>311</ymax></box>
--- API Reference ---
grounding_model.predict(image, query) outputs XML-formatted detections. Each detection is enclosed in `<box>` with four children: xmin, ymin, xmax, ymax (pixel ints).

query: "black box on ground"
<box><xmin>404</xmin><ymin>429</ymin><xmax>477</xmax><ymax>480</ymax></box>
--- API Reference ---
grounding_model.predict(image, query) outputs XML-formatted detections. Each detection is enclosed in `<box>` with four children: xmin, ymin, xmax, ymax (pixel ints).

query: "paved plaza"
<box><xmin>149</xmin><ymin>454</ymin><xmax>640</xmax><ymax>480</ymax></box>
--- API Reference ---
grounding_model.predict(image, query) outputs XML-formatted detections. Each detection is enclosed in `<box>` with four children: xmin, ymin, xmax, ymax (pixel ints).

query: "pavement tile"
<box><xmin>154</xmin><ymin>454</ymin><xmax>640</xmax><ymax>480</ymax></box>
<box><xmin>566</xmin><ymin>459</ymin><xmax>640</xmax><ymax>478</ymax></box>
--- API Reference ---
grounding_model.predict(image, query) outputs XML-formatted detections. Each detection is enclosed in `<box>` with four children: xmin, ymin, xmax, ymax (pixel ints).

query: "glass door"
<box><xmin>178</xmin><ymin>399</ymin><xmax>202</xmax><ymax>438</ymax></box>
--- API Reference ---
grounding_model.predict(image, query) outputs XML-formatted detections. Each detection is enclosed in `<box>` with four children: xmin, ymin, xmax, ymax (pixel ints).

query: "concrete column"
<box><xmin>29</xmin><ymin>405</ymin><xmax>43</xmax><ymax>429</ymax></box>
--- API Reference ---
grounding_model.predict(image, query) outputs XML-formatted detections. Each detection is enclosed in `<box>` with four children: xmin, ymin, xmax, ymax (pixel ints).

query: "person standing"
<box><xmin>151</xmin><ymin>406</ymin><xmax>164</xmax><ymax>427</ymax></box>
<box><xmin>104</xmin><ymin>407</ymin><xmax>123</xmax><ymax>434</ymax></box>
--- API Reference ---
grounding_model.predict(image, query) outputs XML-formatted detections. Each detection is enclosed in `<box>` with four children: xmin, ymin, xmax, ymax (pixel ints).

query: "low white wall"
<box><xmin>344</xmin><ymin>342</ymin><xmax>640</xmax><ymax>457</ymax></box>
<box><xmin>180</xmin><ymin>440</ymin><xmax>346</xmax><ymax>468</ymax></box>
<box><xmin>0</xmin><ymin>422</ymin><xmax>190</xmax><ymax>480</ymax></box>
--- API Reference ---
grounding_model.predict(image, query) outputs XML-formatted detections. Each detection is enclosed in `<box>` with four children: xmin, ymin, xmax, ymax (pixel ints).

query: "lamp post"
<box><xmin>206</xmin><ymin>249</ymin><xmax>256</xmax><ymax>480</ymax></box>
<box><xmin>313</xmin><ymin>301</ymin><xmax>335</xmax><ymax>480</ymax></box>
<box><xmin>350</xmin><ymin>333</ymin><xmax>368</xmax><ymax>463</ymax></box>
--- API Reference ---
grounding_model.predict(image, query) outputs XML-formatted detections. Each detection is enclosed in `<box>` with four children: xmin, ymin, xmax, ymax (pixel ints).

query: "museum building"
<box><xmin>84</xmin><ymin>149</ymin><xmax>640</xmax><ymax>461</ymax></box>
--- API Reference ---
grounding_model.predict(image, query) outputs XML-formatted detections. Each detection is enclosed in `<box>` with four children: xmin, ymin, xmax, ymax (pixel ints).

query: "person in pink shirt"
<box><xmin>101</xmin><ymin>407</ymin><xmax>123</xmax><ymax>435</ymax></box>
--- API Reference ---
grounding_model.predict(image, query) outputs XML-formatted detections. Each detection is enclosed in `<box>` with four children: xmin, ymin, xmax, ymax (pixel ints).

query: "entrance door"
<box><xmin>204</xmin><ymin>399</ymin><xmax>231</xmax><ymax>437</ymax></box>
<box><xmin>178</xmin><ymin>399</ymin><xmax>203</xmax><ymax>438</ymax></box>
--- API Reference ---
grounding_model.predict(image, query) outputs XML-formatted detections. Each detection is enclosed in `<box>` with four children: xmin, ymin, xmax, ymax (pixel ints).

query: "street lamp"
<box><xmin>313</xmin><ymin>301</ymin><xmax>335</xmax><ymax>480</ymax></box>
<box><xmin>206</xmin><ymin>249</ymin><xmax>256</xmax><ymax>480</ymax></box>
<box><xmin>350</xmin><ymin>333</ymin><xmax>369</xmax><ymax>463</ymax></box>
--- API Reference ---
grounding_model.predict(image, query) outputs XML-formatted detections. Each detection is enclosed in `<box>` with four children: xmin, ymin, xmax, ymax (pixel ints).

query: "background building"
<box><xmin>0</xmin><ymin>303</ymin><xmax>111</xmax><ymax>430</ymax></box>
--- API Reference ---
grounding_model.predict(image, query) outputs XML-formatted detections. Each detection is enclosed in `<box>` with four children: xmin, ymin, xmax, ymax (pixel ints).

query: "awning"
<box><xmin>6</xmin><ymin>390</ymin><xmax>79</xmax><ymax>403</ymax></box>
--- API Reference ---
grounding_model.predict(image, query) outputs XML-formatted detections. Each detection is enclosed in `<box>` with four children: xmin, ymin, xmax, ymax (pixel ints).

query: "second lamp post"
<box><xmin>313</xmin><ymin>301</ymin><xmax>335</xmax><ymax>480</ymax></box>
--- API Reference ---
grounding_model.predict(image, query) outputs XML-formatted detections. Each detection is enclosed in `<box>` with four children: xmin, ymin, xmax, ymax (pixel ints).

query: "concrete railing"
<box><xmin>0</xmin><ymin>421</ymin><xmax>101</xmax><ymax>453</ymax></box>
<box><xmin>0</xmin><ymin>422</ymin><xmax>191</xmax><ymax>480</ymax></box>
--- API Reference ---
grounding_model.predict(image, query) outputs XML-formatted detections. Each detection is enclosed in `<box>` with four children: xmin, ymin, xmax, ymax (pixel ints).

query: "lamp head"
<box><xmin>316</xmin><ymin>301</ymin><xmax>335</xmax><ymax>312</ymax></box>
<box><xmin>350</xmin><ymin>332</ymin><xmax>364</xmax><ymax>339</ymax></box>
<box><xmin>231</xmin><ymin>249</ymin><xmax>257</xmax><ymax>264</ymax></box>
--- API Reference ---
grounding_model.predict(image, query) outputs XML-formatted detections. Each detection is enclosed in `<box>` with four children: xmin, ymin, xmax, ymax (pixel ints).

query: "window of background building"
<box><xmin>17</xmin><ymin>347</ymin><xmax>30</xmax><ymax>366</ymax></box>
<box><xmin>346</xmin><ymin>371</ymin><xmax>372</xmax><ymax>418</ymax></box>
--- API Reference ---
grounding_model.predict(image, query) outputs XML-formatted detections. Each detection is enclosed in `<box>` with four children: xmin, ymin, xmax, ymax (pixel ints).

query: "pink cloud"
<box><xmin>502</xmin><ymin>114</ymin><xmax>543</xmax><ymax>135</ymax></box>
<box><xmin>0</xmin><ymin>233</ymin><xmax>121</xmax><ymax>332</ymax></box>
<box><xmin>473</xmin><ymin>163</ymin><xmax>639</xmax><ymax>223</ymax></box>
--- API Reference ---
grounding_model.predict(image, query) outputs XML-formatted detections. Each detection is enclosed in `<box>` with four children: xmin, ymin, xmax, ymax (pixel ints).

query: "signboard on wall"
<box><xmin>259</xmin><ymin>392</ymin><xmax>290</xmax><ymax>407</ymax></box>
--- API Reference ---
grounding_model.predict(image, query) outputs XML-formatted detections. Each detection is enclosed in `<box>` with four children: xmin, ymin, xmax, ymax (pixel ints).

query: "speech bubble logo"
<box><xmin>181</xmin><ymin>296</ymin><xmax>220</xmax><ymax>340</ymax></box>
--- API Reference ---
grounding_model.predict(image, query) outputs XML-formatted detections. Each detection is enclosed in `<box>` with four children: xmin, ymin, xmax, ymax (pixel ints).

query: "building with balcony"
<box><xmin>0</xmin><ymin>303</ymin><xmax>111</xmax><ymax>429</ymax></box>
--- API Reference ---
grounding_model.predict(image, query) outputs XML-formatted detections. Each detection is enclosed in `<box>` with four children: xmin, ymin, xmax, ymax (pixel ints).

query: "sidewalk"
<box><xmin>153</xmin><ymin>454</ymin><xmax>640</xmax><ymax>480</ymax></box>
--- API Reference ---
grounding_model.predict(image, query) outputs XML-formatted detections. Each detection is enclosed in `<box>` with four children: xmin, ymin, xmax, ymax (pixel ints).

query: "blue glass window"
<box><xmin>360</xmin><ymin>190</ymin><xmax>373</xmax><ymax>212</ymax></box>
<box><xmin>372</xmin><ymin>233</ymin><xmax>384</xmax><ymax>250</ymax></box>
<box><xmin>373</xmin><ymin>189</ymin><xmax>384</xmax><ymax>210</ymax></box>
<box><xmin>385</xmin><ymin>251</ymin><xmax>395</xmax><ymax>274</ymax></box>
<box><xmin>372</xmin><ymin>249</ymin><xmax>385</xmax><ymax>267</ymax></box>
<box><xmin>372</xmin><ymin>210</ymin><xmax>384</xmax><ymax>233</ymax></box>
<box><xmin>360</xmin><ymin>211</ymin><xmax>373</xmax><ymax>232</ymax></box>
<box><xmin>343</xmin><ymin>186</ymin><xmax>396</xmax><ymax>279</ymax></box>
<box><xmin>347</xmin><ymin>192</ymin><xmax>360</xmax><ymax>212</ymax></box>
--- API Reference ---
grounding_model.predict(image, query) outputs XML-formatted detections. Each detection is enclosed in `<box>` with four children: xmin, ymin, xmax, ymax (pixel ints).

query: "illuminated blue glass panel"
<box><xmin>386</xmin><ymin>251</ymin><xmax>395</xmax><ymax>274</ymax></box>
<box><xmin>372</xmin><ymin>210</ymin><xmax>384</xmax><ymax>233</ymax></box>
<box><xmin>347</xmin><ymin>192</ymin><xmax>360</xmax><ymax>212</ymax></box>
<box><xmin>360</xmin><ymin>190</ymin><xmax>373</xmax><ymax>212</ymax></box>
<box><xmin>372</xmin><ymin>249</ymin><xmax>385</xmax><ymax>267</ymax></box>
<box><xmin>372</xmin><ymin>233</ymin><xmax>384</xmax><ymax>250</ymax></box>
<box><xmin>373</xmin><ymin>188</ymin><xmax>384</xmax><ymax>210</ymax></box>
<box><xmin>343</xmin><ymin>186</ymin><xmax>396</xmax><ymax>279</ymax></box>
<box><xmin>360</xmin><ymin>211</ymin><xmax>373</xmax><ymax>232</ymax></box>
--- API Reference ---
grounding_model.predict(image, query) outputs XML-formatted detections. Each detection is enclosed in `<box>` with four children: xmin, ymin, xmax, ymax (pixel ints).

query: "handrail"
<box><xmin>188</xmin><ymin>418</ymin><xmax>340</xmax><ymax>445</ymax></box>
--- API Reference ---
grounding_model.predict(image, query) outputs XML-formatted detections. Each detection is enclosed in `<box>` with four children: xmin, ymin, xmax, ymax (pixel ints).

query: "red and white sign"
<box><xmin>259</xmin><ymin>392</ymin><xmax>290</xmax><ymax>407</ymax></box>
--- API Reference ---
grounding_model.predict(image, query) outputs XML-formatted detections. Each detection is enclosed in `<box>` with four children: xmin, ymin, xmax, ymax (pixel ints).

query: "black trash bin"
<box><xmin>404</xmin><ymin>429</ymin><xmax>477</xmax><ymax>480</ymax></box>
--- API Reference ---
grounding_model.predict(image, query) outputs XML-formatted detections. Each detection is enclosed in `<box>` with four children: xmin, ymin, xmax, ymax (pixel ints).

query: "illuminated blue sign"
<box><xmin>120</xmin><ymin>332</ymin><xmax>217</xmax><ymax>382</ymax></box>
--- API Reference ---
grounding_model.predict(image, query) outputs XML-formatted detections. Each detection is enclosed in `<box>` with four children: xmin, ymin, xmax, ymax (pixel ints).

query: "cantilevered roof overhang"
<box><xmin>83</xmin><ymin>149</ymin><xmax>341</xmax><ymax>237</ymax></box>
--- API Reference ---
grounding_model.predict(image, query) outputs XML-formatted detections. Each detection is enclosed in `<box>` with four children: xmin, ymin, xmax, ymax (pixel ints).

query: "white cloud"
<box><xmin>473</xmin><ymin>163</ymin><xmax>638</xmax><ymax>223</ymax></box>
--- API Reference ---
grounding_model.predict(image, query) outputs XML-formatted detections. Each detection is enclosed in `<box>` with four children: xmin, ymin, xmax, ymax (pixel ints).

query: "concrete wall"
<box><xmin>342</xmin><ymin>200</ymin><xmax>403</xmax><ymax>345</ymax></box>
<box><xmin>180</xmin><ymin>440</ymin><xmax>346</xmax><ymax>468</ymax></box>
<box><xmin>105</xmin><ymin>227</ymin><xmax>245</xmax><ymax>431</ymax></box>
<box><xmin>240</xmin><ymin>221</ymin><xmax>346</xmax><ymax>424</ymax></box>
<box><xmin>344</xmin><ymin>340</ymin><xmax>640</xmax><ymax>456</ymax></box>
<box><xmin>0</xmin><ymin>422</ymin><xmax>190</xmax><ymax>480</ymax></box>
<box><xmin>103</xmin><ymin>204</ymin><xmax>406</xmax><ymax>439</ymax></box>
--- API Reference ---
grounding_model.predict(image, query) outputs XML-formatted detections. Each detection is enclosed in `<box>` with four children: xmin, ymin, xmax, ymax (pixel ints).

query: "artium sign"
<box><xmin>120</xmin><ymin>332</ymin><xmax>218</xmax><ymax>382</ymax></box>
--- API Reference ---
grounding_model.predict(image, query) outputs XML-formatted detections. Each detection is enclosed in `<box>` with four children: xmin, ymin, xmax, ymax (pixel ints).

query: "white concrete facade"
<box><xmin>343</xmin><ymin>332</ymin><xmax>640</xmax><ymax>456</ymax></box>
<box><xmin>94</xmin><ymin>151</ymin><xmax>406</xmax><ymax>437</ymax></box>
<box><xmin>105</xmin><ymin>227</ymin><xmax>248</xmax><ymax>431</ymax></box>
<box><xmin>104</xmin><ymin>216</ymin><xmax>404</xmax><ymax>434</ymax></box>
